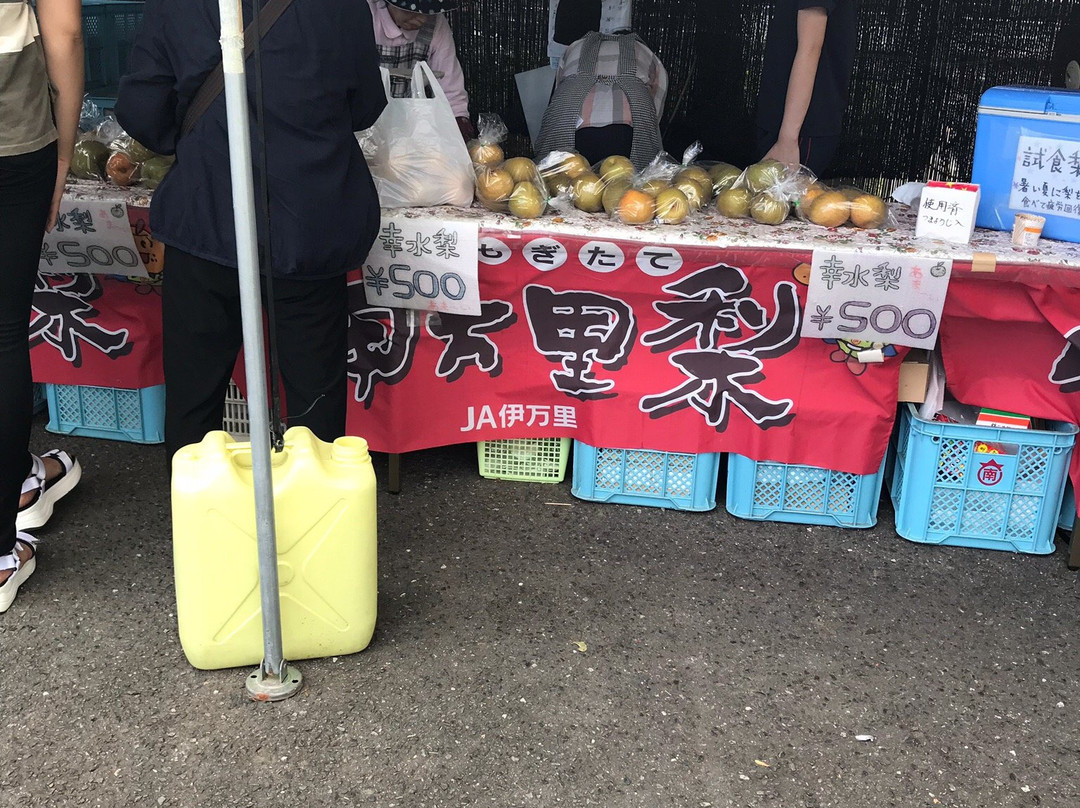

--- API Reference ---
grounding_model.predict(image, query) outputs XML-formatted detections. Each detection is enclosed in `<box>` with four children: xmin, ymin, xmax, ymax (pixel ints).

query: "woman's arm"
<box><xmin>763</xmin><ymin>6</ymin><xmax>827</xmax><ymax>167</ymax></box>
<box><xmin>35</xmin><ymin>0</ymin><xmax>84</xmax><ymax>230</ymax></box>
<box><xmin>428</xmin><ymin>16</ymin><xmax>469</xmax><ymax>118</ymax></box>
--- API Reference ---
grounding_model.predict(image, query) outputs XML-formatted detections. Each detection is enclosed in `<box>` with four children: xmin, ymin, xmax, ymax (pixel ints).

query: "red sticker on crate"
<box><xmin>976</xmin><ymin>459</ymin><xmax>1006</xmax><ymax>486</ymax></box>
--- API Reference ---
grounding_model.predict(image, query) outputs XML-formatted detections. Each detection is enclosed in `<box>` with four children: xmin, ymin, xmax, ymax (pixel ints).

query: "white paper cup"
<box><xmin>1012</xmin><ymin>213</ymin><xmax>1046</xmax><ymax>247</ymax></box>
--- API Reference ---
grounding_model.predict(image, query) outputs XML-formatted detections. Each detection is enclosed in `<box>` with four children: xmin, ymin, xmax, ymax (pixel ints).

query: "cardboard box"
<box><xmin>898</xmin><ymin>350</ymin><xmax>930</xmax><ymax>403</ymax></box>
<box><xmin>971</xmin><ymin>85</ymin><xmax>1080</xmax><ymax>243</ymax></box>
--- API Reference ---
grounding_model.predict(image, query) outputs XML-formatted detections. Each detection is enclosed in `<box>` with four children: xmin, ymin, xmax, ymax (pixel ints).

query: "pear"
<box><xmin>508</xmin><ymin>181</ymin><xmax>546</xmax><ymax>218</ymax></box>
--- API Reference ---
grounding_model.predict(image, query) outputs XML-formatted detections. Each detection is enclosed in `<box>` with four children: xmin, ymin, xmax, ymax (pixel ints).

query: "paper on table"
<box><xmin>891</xmin><ymin>182</ymin><xmax>926</xmax><ymax>208</ymax></box>
<box><xmin>514</xmin><ymin>66</ymin><xmax>557</xmax><ymax>148</ymax></box>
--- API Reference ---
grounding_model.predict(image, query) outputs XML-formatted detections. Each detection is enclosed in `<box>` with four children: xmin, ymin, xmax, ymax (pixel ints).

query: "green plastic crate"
<box><xmin>477</xmin><ymin>438</ymin><xmax>570</xmax><ymax>483</ymax></box>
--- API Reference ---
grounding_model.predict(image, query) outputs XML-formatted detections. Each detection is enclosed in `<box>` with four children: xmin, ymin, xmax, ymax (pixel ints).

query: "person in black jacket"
<box><xmin>115</xmin><ymin>0</ymin><xmax>386</xmax><ymax>461</ymax></box>
<box><xmin>756</xmin><ymin>0</ymin><xmax>857</xmax><ymax>178</ymax></box>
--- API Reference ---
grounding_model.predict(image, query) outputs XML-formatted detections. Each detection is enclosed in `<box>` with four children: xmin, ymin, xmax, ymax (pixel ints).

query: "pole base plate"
<box><xmin>246</xmin><ymin>662</ymin><xmax>303</xmax><ymax>702</ymax></box>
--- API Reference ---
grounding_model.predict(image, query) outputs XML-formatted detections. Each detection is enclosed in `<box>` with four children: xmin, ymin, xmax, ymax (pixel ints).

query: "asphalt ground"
<box><xmin>2</xmin><ymin>415</ymin><xmax>1080</xmax><ymax>808</ymax></box>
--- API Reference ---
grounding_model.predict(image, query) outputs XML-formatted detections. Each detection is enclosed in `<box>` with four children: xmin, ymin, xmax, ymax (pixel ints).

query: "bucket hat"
<box><xmin>385</xmin><ymin>0</ymin><xmax>460</xmax><ymax>12</ymax></box>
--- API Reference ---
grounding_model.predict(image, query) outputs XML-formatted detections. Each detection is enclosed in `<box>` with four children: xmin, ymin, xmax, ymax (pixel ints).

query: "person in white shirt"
<box><xmin>366</xmin><ymin>0</ymin><xmax>474</xmax><ymax>140</ymax></box>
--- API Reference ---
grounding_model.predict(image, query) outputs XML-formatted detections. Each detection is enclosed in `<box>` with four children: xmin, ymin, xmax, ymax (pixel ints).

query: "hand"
<box><xmin>763</xmin><ymin>138</ymin><xmax>801</xmax><ymax>169</ymax></box>
<box><xmin>456</xmin><ymin>116</ymin><xmax>476</xmax><ymax>142</ymax></box>
<box><xmin>45</xmin><ymin>157</ymin><xmax>70</xmax><ymax>232</ymax></box>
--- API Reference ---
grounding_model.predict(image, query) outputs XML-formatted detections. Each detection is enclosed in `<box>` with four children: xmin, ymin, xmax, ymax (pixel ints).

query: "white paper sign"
<box><xmin>39</xmin><ymin>198</ymin><xmax>146</xmax><ymax>277</ymax></box>
<box><xmin>361</xmin><ymin>216</ymin><xmax>480</xmax><ymax>315</ymax></box>
<box><xmin>915</xmin><ymin>183</ymin><xmax>980</xmax><ymax>244</ymax></box>
<box><xmin>801</xmin><ymin>249</ymin><xmax>953</xmax><ymax>350</ymax></box>
<box><xmin>1009</xmin><ymin>134</ymin><xmax>1080</xmax><ymax>220</ymax></box>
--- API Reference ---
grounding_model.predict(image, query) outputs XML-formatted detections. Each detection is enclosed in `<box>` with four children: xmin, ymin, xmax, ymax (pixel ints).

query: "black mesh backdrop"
<box><xmin>448</xmin><ymin>1</ymin><xmax>1080</xmax><ymax>189</ymax></box>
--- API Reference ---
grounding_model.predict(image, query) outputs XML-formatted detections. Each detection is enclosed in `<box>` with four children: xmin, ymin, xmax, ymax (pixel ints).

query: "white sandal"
<box><xmin>0</xmin><ymin>533</ymin><xmax>38</xmax><ymax>613</ymax></box>
<box><xmin>16</xmin><ymin>450</ymin><xmax>82</xmax><ymax>532</ymax></box>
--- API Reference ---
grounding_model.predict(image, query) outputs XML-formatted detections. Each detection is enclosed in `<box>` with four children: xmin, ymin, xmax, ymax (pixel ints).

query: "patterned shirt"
<box><xmin>366</xmin><ymin>0</ymin><xmax>469</xmax><ymax>117</ymax></box>
<box><xmin>0</xmin><ymin>0</ymin><xmax>56</xmax><ymax>156</ymax></box>
<box><xmin>556</xmin><ymin>33</ymin><xmax>667</xmax><ymax>130</ymax></box>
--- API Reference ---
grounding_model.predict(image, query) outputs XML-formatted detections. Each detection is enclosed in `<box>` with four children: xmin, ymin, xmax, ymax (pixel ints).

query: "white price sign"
<box><xmin>361</xmin><ymin>216</ymin><xmax>480</xmax><ymax>315</ymax></box>
<box><xmin>1009</xmin><ymin>135</ymin><xmax>1080</xmax><ymax>220</ymax></box>
<box><xmin>801</xmin><ymin>249</ymin><xmax>952</xmax><ymax>350</ymax></box>
<box><xmin>39</xmin><ymin>198</ymin><xmax>146</xmax><ymax>277</ymax></box>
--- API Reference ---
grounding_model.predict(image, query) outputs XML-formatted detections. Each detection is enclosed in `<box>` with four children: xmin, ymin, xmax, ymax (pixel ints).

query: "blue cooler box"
<box><xmin>971</xmin><ymin>86</ymin><xmax>1080</xmax><ymax>243</ymax></box>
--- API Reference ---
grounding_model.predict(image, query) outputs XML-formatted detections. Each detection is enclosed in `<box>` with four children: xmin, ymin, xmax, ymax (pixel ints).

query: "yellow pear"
<box><xmin>641</xmin><ymin>177</ymin><xmax>671</xmax><ymax>197</ymax></box>
<box><xmin>475</xmin><ymin>166</ymin><xmax>515</xmax><ymax>207</ymax></box>
<box><xmin>544</xmin><ymin>171</ymin><xmax>573</xmax><ymax>197</ymax></box>
<box><xmin>468</xmin><ymin>139</ymin><xmax>504</xmax><ymax>166</ymax></box>
<box><xmin>675</xmin><ymin>166</ymin><xmax>713</xmax><ymax>198</ymax></box>
<box><xmin>503</xmin><ymin>156</ymin><xmax>538</xmax><ymax>184</ymax></box>
<box><xmin>655</xmin><ymin>188</ymin><xmax>691</xmax><ymax>224</ymax></box>
<box><xmin>672</xmin><ymin>176</ymin><xmax>708</xmax><ymax>211</ymax></box>
<box><xmin>599</xmin><ymin>154</ymin><xmax>635</xmax><ymax>183</ymax></box>
<box><xmin>602</xmin><ymin>178</ymin><xmax>633</xmax><ymax>214</ymax></box>
<box><xmin>716</xmin><ymin>187</ymin><xmax>752</xmax><ymax>218</ymax></box>
<box><xmin>508</xmin><ymin>181</ymin><xmax>546</xmax><ymax>218</ymax></box>
<box><xmin>572</xmin><ymin>172</ymin><xmax>605</xmax><ymax>213</ymax></box>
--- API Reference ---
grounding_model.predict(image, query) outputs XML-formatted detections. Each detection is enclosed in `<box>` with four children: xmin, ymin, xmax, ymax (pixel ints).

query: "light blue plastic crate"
<box><xmin>571</xmin><ymin>442</ymin><xmax>720</xmax><ymax>511</ymax></box>
<box><xmin>45</xmin><ymin>383</ymin><xmax>165</xmax><ymax>444</ymax></box>
<box><xmin>725</xmin><ymin>454</ymin><xmax>886</xmax><ymax>528</ymax></box>
<box><xmin>1060</xmin><ymin>480</ymin><xmax>1076</xmax><ymax>533</ymax></box>
<box><xmin>889</xmin><ymin>404</ymin><xmax>1076</xmax><ymax>554</ymax></box>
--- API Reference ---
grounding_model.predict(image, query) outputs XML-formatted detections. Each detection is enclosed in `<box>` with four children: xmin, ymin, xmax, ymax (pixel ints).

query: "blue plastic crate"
<box><xmin>82</xmin><ymin>1</ymin><xmax>144</xmax><ymax>99</ymax></box>
<box><xmin>725</xmin><ymin>454</ymin><xmax>886</xmax><ymax>528</ymax></box>
<box><xmin>45</xmin><ymin>383</ymin><xmax>164</xmax><ymax>444</ymax></box>
<box><xmin>889</xmin><ymin>404</ymin><xmax>1076</xmax><ymax>554</ymax></box>
<box><xmin>571</xmin><ymin>442</ymin><xmax>720</xmax><ymax>511</ymax></box>
<box><xmin>1060</xmin><ymin>480</ymin><xmax>1076</xmax><ymax>534</ymax></box>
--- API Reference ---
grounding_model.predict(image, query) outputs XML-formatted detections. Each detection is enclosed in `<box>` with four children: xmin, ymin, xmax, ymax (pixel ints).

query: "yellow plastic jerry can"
<box><xmin>171</xmin><ymin>427</ymin><xmax>377</xmax><ymax>670</ymax></box>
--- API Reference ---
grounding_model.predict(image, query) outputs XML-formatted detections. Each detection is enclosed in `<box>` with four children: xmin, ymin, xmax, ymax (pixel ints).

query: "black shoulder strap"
<box><xmin>180</xmin><ymin>0</ymin><xmax>296</xmax><ymax>139</ymax></box>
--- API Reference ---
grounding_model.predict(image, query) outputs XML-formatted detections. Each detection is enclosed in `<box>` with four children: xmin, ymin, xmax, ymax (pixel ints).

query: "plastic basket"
<box><xmin>81</xmin><ymin>1</ymin><xmax>144</xmax><ymax>99</ymax></box>
<box><xmin>1060</xmin><ymin>480</ymin><xmax>1076</xmax><ymax>534</ymax></box>
<box><xmin>725</xmin><ymin>454</ymin><xmax>887</xmax><ymax>528</ymax></box>
<box><xmin>44</xmin><ymin>383</ymin><xmax>164</xmax><ymax>444</ymax></box>
<box><xmin>222</xmin><ymin>379</ymin><xmax>250</xmax><ymax>439</ymax></box>
<box><xmin>889</xmin><ymin>404</ymin><xmax>1076</xmax><ymax>554</ymax></box>
<box><xmin>477</xmin><ymin>438</ymin><xmax>570</xmax><ymax>483</ymax></box>
<box><xmin>571</xmin><ymin>442</ymin><xmax>720</xmax><ymax>511</ymax></box>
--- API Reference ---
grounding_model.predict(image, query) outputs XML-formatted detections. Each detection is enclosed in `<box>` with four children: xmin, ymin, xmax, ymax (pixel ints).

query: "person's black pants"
<box><xmin>756</xmin><ymin>127</ymin><xmax>840</xmax><ymax>179</ymax></box>
<box><xmin>574</xmin><ymin>124</ymin><xmax>634</xmax><ymax>168</ymax></box>
<box><xmin>162</xmin><ymin>246</ymin><xmax>349</xmax><ymax>462</ymax></box>
<box><xmin>0</xmin><ymin>141</ymin><xmax>56</xmax><ymax>555</ymax></box>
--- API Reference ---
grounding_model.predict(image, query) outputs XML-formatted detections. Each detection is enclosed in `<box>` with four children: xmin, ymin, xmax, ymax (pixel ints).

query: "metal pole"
<box><xmin>216</xmin><ymin>0</ymin><xmax>301</xmax><ymax>701</ymax></box>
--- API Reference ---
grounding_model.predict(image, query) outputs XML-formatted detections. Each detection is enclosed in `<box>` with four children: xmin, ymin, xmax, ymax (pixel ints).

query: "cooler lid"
<box><xmin>979</xmin><ymin>85</ymin><xmax>1080</xmax><ymax>117</ymax></box>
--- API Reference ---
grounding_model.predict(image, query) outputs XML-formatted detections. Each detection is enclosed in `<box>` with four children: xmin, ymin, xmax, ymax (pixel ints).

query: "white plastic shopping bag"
<box><xmin>357</xmin><ymin>62</ymin><xmax>474</xmax><ymax>208</ymax></box>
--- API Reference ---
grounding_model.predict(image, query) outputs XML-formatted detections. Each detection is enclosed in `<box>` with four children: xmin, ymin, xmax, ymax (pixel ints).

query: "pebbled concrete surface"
<box><xmin>2</xmin><ymin>417</ymin><xmax>1079</xmax><ymax>808</ymax></box>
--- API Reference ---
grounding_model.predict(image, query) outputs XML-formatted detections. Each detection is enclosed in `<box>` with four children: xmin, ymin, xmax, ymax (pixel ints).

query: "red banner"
<box><xmin>30</xmin><ymin>204</ymin><xmax>165</xmax><ymax>389</ymax></box>
<box><xmin>345</xmin><ymin>234</ymin><xmax>904</xmax><ymax>474</ymax></box>
<box><xmin>29</xmin><ymin>273</ymin><xmax>164</xmax><ymax>389</ymax></box>
<box><xmin>939</xmin><ymin>277</ymin><xmax>1080</xmax><ymax>506</ymax></box>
